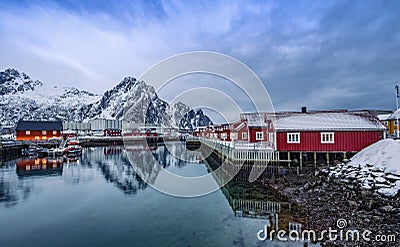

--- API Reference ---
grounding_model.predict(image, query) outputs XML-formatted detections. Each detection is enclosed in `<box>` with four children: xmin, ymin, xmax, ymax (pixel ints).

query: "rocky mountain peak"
<box><xmin>0</xmin><ymin>68</ymin><xmax>42</xmax><ymax>95</ymax></box>
<box><xmin>0</xmin><ymin>69</ymin><xmax>213</xmax><ymax>129</ymax></box>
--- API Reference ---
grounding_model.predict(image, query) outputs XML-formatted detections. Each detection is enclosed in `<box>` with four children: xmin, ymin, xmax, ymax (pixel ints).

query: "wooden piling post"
<box><xmin>326</xmin><ymin>152</ymin><xmax>330</xmax><ymax>165</ymax></box>
<box><xmin>299</xmin><ymin>151</ymin><xmax>303</xmax><ymax>171</ymax></box>
<box><xmin>314</xmin><ymin>152</ymin><xmax>317</xmax><ymax>168</ymax></box>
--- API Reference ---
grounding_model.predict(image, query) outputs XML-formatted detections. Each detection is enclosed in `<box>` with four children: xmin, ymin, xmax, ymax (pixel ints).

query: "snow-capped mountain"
<box><xmin>0</xmin><ymin>68</ymin><xmax>212</xmax><ymax>129</ymax></box>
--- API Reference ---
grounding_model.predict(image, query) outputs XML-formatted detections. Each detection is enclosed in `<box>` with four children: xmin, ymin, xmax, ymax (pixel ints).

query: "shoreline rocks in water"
<box><xmin>263</xmin><ymin>167</ymin><xmax>400</xmax><ymax>247</ymax></box>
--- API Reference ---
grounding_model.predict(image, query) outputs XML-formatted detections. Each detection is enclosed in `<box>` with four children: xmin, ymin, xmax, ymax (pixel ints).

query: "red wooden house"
<box><xmin>104</xmin><ymin>128</ymin><xmax>122</xmax><ymax>136</ymax></box>
<box><xmin>275</xmin><ymin>111</ymin><xmax>385</xmax><ymax>152</ymax></box>
<box><xmin>16</xmin><ymin>121</ymin><xmax>63</xmax><ymax>141</ymax></box>
<box><xmin>228</xmin><ymin>120</ymin><xmax>245</xmax><ymax>141</ymax></box>
<box><xmin>242</xmin><ymin>113</ymin><xmax>274</xmax><ymax>144</ymax></box>
<box><xmin>219</xmin><ymin>123</ymin><xmax>231</xmax><ymax>141</ymax></box>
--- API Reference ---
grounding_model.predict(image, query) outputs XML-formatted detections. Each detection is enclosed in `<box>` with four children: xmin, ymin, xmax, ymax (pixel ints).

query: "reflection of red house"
<box><xmin>104</xmin><ymin>128</ymin><xmax>122</xmax><ymax>136</ymax></box>
<box><xmin>16</xmin><ymin>158</ymin><xmax>63</xmax><ymax>177</ymax></box>
<box><xmin>16</xmin><ymin>121</ymin><xmax>62</xmax><ymax>141</ymax></box>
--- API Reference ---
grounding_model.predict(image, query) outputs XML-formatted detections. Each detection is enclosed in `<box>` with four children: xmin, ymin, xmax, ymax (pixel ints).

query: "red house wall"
<box><xmin>16</xmin><ymin>130</ymin><xmax>61</xmax><ymax>141</ymax></box>
<box><xmin>249</xmin><ymin>128</ymin><xmax>270</xmax><ymax>142</ymax></box>
<box><xmin>276</xmin><ymin>131</ymin><xmax>382</xmax><ymax>152</ymax></box>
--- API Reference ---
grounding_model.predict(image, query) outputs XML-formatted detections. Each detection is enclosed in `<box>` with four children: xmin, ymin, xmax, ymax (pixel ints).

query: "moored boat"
<box><xmin>22</xmin><ymin>144</ymin><xmax>43</xmax><ymax>156</ymax></box>
<box><xmin>64</xmin><ymin>138</ymin><xmax>82</xmax><ymax>156</ymax></box>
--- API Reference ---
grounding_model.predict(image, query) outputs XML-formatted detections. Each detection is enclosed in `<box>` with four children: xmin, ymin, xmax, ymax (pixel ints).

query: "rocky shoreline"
<box><xmin>263</xmin><ymin>167</ymin><xmax>400</xmax><ymax>247</ymax></box>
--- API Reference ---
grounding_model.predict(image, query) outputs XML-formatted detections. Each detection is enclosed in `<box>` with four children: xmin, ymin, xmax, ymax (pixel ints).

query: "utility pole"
<box><xmin>396</xmin><ymin>84</ymin><xmax>399</xmax><ymax>138</ymax></box>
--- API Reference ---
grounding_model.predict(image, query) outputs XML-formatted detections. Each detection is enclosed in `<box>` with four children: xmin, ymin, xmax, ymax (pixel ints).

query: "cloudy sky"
<box><xmin>1</xmin><ymin>0</ymin><xmax>399</xmax><ymax>118</ymax></box>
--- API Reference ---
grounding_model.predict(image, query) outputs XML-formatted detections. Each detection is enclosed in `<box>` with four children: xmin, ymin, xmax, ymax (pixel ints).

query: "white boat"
<box><xmin>22</xmin><ymin>144</ymin><xmax>43</xmax><ymax>156</ymax></box>
<box><xmin>47</xmin><ymin>147</ymin><xmax>65</xmax><ymax>156</ymax></box>
<box><xmin>64</xmin><ymin>139</ymin><xmax>82</xmax><ymax>156</ymax></box>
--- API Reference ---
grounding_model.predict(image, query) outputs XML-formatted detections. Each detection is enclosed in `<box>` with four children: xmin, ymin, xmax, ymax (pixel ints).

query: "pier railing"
<box><xmin>194</xmin><ymin>137</ymin><xmax>278</xmax><ymax>162</ymax></box>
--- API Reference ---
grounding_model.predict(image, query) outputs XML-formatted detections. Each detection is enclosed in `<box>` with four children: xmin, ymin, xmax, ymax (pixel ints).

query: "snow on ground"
<box><xmin>1</xmin><ymin>134</ymin><xmax>15</xmax><ymax>140</ymax></box>
<box><xmin>348</xmin><ymin>139</ymin><xmax>400</xmax><ymax>175</ymax></box>
<box><xmin>323</xmin><ymin>139</ymin><xmax>400</xmax><ymax>198</ymax></box>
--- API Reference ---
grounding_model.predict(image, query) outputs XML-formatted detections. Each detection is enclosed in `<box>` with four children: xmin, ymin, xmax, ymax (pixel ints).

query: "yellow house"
<box><xmin>378</xmin><ymin>110</ymin><xmax>399</xmax><ymax>137</ymax></box>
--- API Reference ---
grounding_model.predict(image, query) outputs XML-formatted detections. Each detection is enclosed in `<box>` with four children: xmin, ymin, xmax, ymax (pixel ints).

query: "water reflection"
<box><xmin>204</xmin><ymin>156</ymin><xmax>306</xmax><ymax>240</ymax></box>
<box><xmin>124</xmin><ymin>142</ymin><xmax>204</xmax><ymax>188</ymax></box>
<box><xmin>0</xmin><ymin>167</ymin><xmax>33</xmax><ymax>208</ymax></box>
<box><xmin>0</xmin><ymin>144</ymin><xmax>206</xmax><ymax>208</ymax></box>
<box><xmin>16</xmin><ymin>158</ymin><xmax>63</xmax><ymax>177</ymax></box>
<box><xmin>98</xmin><ymin>146</ymin><xmax>147</xmax><ymax>195</ymax></box>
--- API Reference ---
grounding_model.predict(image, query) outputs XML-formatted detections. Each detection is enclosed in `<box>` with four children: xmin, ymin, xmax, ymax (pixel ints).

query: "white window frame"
<box><xmin>42</xmin><ymin>130</ymin><xmax>47</xmax><ymax>135</ymax></box>
<box><xmin>53</xmin><ymin>130</ymin><xmax>57</xmax><ymax>135</ymax></box>
<box><xmin>256</xmin><ymin>131</ymin><xmax>264</xmax><ymax>141</ymax></box>
<box><xmin>287</xmin><ymin>132</ymin><xmax>300</xmax><ymax>144</ymax></box>
<box><xmin>26</xmin><ymin>130</ymin><xmax>31</xmax><ymax>135</ymax></box>
<box><xmin>268</xmin><ymin>133</ymin><xmax>274</xmax><ymax>143</ymax></box>
<box><xmin>221</xmin><ymin>133</ymin><xmax>227</xmax><ymax>140</ymax></box>
<box><xmin>321</xmin><ymin>132</ymin><xmax>335</xmax><ymax>144</ymax></box>
<box><xmin>242</xmin><ymin>132</ymin><xmax>248</xmax><ymax>140</ymax></box>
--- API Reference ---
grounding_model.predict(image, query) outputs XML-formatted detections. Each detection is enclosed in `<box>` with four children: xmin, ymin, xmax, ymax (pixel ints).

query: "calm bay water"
<box><xmin>0</xmin><ymin>144</ymin><xmax>309</xmax><ymax>247</ymax></box>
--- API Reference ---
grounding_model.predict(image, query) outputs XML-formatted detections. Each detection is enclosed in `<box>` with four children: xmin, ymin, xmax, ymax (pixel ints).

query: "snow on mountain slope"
<box><xmin>86</xmin><ymin>76</ymin><xmax>136</xmax><ymax>120</ymax></box>
<box><xmin>0</xmin><ymin>68</ymin><xmax>42</xmax><ymax>95</ymax></box>
<box><xmin>0</xmin><ymin>68</ymin><xmax>213</xmax><ymax>129</ymax></box>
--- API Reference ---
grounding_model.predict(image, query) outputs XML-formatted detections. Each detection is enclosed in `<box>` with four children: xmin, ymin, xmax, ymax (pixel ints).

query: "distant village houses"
<box><xmin>378</xmin><ymin>109</ymin><xmax>400</xmax><ymax>137</ymax></box>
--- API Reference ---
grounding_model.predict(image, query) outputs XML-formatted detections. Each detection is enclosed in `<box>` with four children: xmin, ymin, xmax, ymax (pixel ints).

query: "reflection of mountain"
<box><xmin>96</xmin><ymin>146</ymin><xmax>148</xmax><ymax>195</ymax></box>
<box><xmin>0</xmin><ymin>159</ymin><xmax>34</xmax><ymax>208</ymax></box>
<box><xmin>125</xmin><ymin>142</ymin><xmax>204</xmax><ymax>186</ymax></box>
<box><xmin>0</xmin><ymin>145</ymin><xmax>207</xmax><ymax>206</ymax></box>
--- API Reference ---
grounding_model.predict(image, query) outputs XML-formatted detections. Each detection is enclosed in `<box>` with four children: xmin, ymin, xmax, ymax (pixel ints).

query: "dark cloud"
<box><xmin>0</xmin><ymin>0</ymin><xmax>399</xmax><ymax>113</ymax></box>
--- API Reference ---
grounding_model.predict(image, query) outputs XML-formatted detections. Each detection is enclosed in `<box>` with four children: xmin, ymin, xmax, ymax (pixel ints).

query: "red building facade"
<box><xmin>275</xmin><ymin>111</ymin><xmax>385</xmax><ymax>152</ymax></box>
<box><xmin>16</xmin><ymin>121</ymin><xmax>63</xmax><ymax>141</ymax></box>
<box><xmin>276</xmin><ymin>131</ymin><xmax>382</xmax><ymax>152</ymax></box>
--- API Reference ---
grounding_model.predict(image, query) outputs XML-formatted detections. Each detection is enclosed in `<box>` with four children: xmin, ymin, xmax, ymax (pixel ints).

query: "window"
<box><xmin>256</xmin><ymin>132</ymin><xmax>264</xmax><ymax>140</ymax></box>
<box><xmin>34</xmin><ymin>136</ymin><xmax>40</xmax><ymax>140</ymax></box>
<box><xmin>321</xmin><ymin>132</ymin><xmax>334</xmax><ymax>143</ymax></box>
<box><xmin>287</xmin><ymin>133</ymin><xmax>300</xmax><ymax>143</ymax></box>
<box><xmin>53</xmin><ymin>130</ymin><xmax>57</xmax><ymax>135</ymax></box>
<box><xmin>242</xmin><ymin>132</ymin><xmax>247</xmax><ymax>140</ymax></box>
<box><xmin>26</xmin><ymin>130</ymin><xmax>31</xmax><ymax>135</ymax></box>
<box><xmin>42</xmin><ymin>130</ymin><xmax>47</xmax><ymax>135</ymax></box>
<box><xmin>395</xmin><ymin>120</ymin><xmax>398</xmax><ymax>126</ymax></box>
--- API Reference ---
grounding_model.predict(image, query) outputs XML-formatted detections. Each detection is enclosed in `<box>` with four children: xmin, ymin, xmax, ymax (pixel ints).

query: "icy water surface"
<box><xmin>0</xmin><ymin>144</ymin><xmax>312</xmax><ymax>247</ymax></box>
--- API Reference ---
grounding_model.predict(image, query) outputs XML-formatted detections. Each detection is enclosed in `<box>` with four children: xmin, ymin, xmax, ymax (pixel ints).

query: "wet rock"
<box><xmin>348</xmin><ymin>200</ymin><xmax>358</xmax><ymax>207</ymax></box>
<box><xmin>379</xmin><ymin>205</ymin><xmax>394</xmax><ymax>213</ymax></box>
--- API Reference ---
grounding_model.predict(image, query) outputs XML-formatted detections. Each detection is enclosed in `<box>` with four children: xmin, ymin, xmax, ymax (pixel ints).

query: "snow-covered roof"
<box><xmin>377</xmin><ymin>114</ymin><xmax>391</xmax><ymax>121</ymax></box>
<box><xmin>275</xmin><ymin>112</ymin><xmax>386</xmax><ymax>131</ymax></box>
<box><xmin>388</xmin><ymin>109</ymin><xmax>400</xmax><ymax>120</ymax></box>
<box><xmin>234</xmin><ymin>122</ymin><xmax>246</xmax><ymax>131</ymax></box>
<box><xmin>246</xmin><ymin>114</ymin><xmax>269</xmax><ymax>127</ymax></box>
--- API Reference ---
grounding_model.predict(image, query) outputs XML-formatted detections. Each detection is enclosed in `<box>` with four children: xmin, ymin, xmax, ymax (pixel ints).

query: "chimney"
<box><xmin>301</xmin><ymin>106</ymin><xmax>307</xmax><ymax>113</ymax></box>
